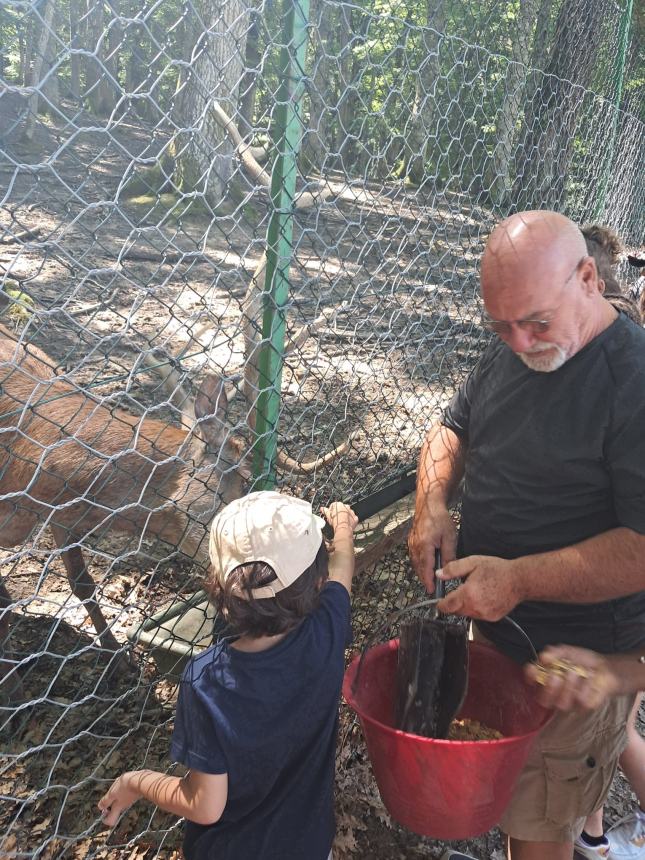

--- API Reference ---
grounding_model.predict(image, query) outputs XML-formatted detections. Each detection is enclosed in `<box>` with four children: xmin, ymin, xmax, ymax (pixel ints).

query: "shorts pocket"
<box><xmin>543</xmin><ymin>726</ymin><xmax>623</xmax><ymax>827</ymax></box>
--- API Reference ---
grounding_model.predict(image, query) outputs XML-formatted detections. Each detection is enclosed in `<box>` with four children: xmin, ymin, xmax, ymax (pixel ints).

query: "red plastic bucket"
<box><xmin>343</xmin><ymin>639</ymin><xmax>552</xmax><ymax>839</ymax></box>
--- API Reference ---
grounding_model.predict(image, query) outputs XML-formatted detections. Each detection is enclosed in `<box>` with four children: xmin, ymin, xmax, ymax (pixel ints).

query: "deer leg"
<box><xmin>49</xmin><ymin>527</ymin><xmax>121</xmax><ymax>653</ymax></box>
<box><xmin>0</xmin><ymin>575</ymin><xmax>11</xmax><ymax>646</ymax></box>
<box><xmin>0</xmin><ymin>576</ymin><xmax>26</xmax><ymax>703</ymax></box>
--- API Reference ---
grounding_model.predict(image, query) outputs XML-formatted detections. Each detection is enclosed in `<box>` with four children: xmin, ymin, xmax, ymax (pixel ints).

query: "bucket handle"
<box><xmin>349</xmin><ymin>603</ymin><xmax>539</xmax><ymax>696</ymax></box>
<box><xmin>501</xmin><ymin>616</ymin><xmax>539</xmax><ymax>663</ymax></box>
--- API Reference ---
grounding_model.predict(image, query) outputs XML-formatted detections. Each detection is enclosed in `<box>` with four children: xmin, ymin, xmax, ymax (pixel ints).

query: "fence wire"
<box><xmin>0</xmin><ymin>0</ymin><xmax>644</xmax><ymax>856</ymax></box>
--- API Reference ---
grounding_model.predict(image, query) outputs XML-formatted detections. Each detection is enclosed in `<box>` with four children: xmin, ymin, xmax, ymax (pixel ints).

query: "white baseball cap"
<box><xmin>208</xmin><ymin>491</ymin><xmax>326</xmax><ymax>599</ymax></box>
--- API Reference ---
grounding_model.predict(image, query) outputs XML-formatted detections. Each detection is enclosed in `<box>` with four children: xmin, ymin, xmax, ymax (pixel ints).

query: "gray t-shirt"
<box><xmin>443</xmin><ymin>314</ymin><xmax>645</xmax><ymax>662</ymax></box>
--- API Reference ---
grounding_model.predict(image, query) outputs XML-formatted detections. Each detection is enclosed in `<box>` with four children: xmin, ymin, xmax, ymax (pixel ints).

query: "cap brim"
<box><xmin>313</xmin><ymin>514</ymin><xmax>326</xmax><ymax>532</ymax></box>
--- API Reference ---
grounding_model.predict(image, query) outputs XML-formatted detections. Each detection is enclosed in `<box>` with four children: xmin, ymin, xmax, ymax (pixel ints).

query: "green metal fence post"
<box><xmin>592</xmin><ymin>0</ymin><xmax>633</xmax><ymax>221</ymax></box>
<box><xmin>251</xmin><ymin>0</ymin><xmax>311</xmax><ymax>490</ymax></box>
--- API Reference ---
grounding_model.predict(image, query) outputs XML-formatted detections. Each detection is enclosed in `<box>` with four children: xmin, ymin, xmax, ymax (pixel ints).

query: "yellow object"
<box><xmin>533</xmin><ymin>658</ymin><xmax>591</xmax><ymax>686</ymax></box>
<box><xmin>4</xmin><ymin>288</ymin><xmax>35</xmax><ymax>325</ymax></box>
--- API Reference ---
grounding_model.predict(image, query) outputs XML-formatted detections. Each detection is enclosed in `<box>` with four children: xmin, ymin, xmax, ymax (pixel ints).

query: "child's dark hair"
<box><xmin>207</xmin><ymin>542</ymin><xmax>330</xmax><ymax>638</ymax></box>
<box><xmin>582</xmin><ymin>223</ymin><xmax>623</xmax><ymax>291</ymax></box>
<box><xmin>582</xmin><ymin>223</ymin><xmax>642</xmax><ymax>324</ymax></box>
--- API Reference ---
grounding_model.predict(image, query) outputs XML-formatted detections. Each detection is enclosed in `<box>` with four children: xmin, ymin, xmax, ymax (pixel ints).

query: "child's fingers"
<box><xmin>97</xmin><ymin>792</ymin><xmax>111</xmax><ymax>812</ymax></box>
<box><xmin>101</xmin><ymin>805</ymin><xmax>120</xmax><ymax>827</ymax></box>
<box><xmin>321</xmin><ymin>503</ymin><xmax>359</xmax><ymax>533</ymax></box>
<box><xmin>99</xmin><ymin>797</ymin><xmax>127</xmax><ymax>827</ymax></box>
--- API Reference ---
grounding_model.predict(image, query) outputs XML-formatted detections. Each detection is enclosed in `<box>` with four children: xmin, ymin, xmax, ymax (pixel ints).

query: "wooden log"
<box><xmin>0</xmin><ymin>227</ymin><xmax>42</xmax><ymax>244</ymax></box>
<box><xmin>354</xmin><ymin>490</ymin><xmax>415</xmax><ymax>574</ymax></box>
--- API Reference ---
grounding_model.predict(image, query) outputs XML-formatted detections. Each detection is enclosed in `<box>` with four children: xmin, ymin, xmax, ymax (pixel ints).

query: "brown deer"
<box><xmin>0</xmin><ymin>319</ymin><xmax>351</xmax><ymax>685</ymax></box>
<box><xmin>0</xmin><ymin>327</ymin><xmax>249</xmax><ymax>667</ymax></box>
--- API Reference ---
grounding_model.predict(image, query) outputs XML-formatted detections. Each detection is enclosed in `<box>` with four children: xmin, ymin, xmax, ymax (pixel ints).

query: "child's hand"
<box><xmin>525</xmin><ymin>645</ymin><xmax>618</xmax><ymax>711</ymax></box>
<box><xmin>321</xmin><ymin>502</ymin><xmax>358</xmax><ymax>535</ymax></box>
<box><xmin>98</xmin><ymin>771</ymin><xmax>142</xmax><ymax>827</ymax></box>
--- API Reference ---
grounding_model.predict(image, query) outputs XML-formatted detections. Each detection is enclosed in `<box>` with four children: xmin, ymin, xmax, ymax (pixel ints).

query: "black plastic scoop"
<box><xmin>395</xmin><ymin>550</ymin><xmax>469</xmax><ymax>738</ymax></box>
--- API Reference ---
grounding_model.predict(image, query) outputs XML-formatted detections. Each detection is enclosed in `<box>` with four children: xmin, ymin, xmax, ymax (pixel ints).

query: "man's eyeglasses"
<box><xmin>481</xmin><ymin>314</ymin><xmax>554</xmax><ymax>336</ymax></box>
<box><xmin>481</xmin><ymin>256</ymin><xmax>586</xmax><ymax>337</ymax></box>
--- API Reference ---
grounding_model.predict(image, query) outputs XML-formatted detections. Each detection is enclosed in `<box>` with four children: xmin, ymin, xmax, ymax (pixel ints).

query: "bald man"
<box><xmin>408</xmin><ymin>211</ymin><xmax>645</xmax><ymax>860</ymax></box>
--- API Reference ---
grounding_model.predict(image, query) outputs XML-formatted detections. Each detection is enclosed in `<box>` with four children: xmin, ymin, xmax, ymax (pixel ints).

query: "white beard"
<box><xmin>518</xmin><ymin>342</ymin><xmax>568</xmax><ymax>372</ymax></box>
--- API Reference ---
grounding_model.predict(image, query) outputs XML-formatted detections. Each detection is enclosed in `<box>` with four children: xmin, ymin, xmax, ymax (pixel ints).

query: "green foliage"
<box><xmin>1</xmin><ymin>0</ymin><xmax>642</xmax><ymax>237</ymax></box>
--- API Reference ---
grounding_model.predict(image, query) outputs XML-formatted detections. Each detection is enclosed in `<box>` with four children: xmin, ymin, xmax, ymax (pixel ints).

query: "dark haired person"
<box><xmin>99</xmin><ymin>491</ymin><xmax>358</xmax><ymax>860</ymax></box>
<box><xmin>582</xmin><ymin>222</ymin><xmax>642</xmax><ymax>326</ymax></box>
<box><xmin>575</xmin><ymin>225</ymin><xmax>645</xmax><ymax>860</ymax></box>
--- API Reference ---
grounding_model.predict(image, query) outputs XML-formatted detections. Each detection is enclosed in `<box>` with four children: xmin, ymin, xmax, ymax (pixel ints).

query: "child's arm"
<box><xmin>98</xmin><ymin>768</ymin><xmax>228</xmax><ymax>827</ymax></box>
<box><xmin>321</xmin><ymin>502</ymin><xmax>358</xmax><ymax>594</ymax></box>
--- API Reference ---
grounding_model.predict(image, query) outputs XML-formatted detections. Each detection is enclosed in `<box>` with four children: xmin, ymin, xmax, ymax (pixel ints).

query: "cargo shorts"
<box><xmin>499</xmin><ymin>683</ymin><xmax>633</xmax><ymax>842</ymax></box>
<box><xmin>471</xmin><ymin>625</ymin><xmax>634</xmax><ymax>843</ymax></box>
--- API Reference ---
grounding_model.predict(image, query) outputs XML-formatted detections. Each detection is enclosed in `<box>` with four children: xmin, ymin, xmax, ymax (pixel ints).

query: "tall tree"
<box><xmin>83</xmin><ymin>0</ymin><xmax>106</xmax><ymax>113</ymax></box>
<box><xmin>23</xmin><ymin>0</ymin><xmax>56</xmax><ymax>140</ymax></box>
<box><xmin>488</xmin><ymin>0</ymin><xmax>542</xmax><ymax>209</ymax></box>
<box><xmin>237</xmin><ymin>3</ymin><xmax>262</xmax><ymax>137</ymax></box>
<box><xmin>336</xmin><ymin>2</ymin><xmax>366</xmax><ymax>170</ymax></box>
<box><xmin>302</xmin><ymin>0</ymin><xmax>334</xmax><ymax>171</ymax></box>
<box><xmin>398</xmin><ymin>0</ymin><xmax>446</xmax><ymax>186</ymax></box>
<box><xmin>172</xmin><ymin>0</ymin><xmax>249</xmax><ymax>207</ymax></box>
<box><xmin>69</xmin><ymin>0</ymin><xmax>82</xmax><ymax>101</ymax></box>
<box><xmin>511</xmin><ymin>0</ymin><xmax>606</xmax><ymax>210</ymax></box>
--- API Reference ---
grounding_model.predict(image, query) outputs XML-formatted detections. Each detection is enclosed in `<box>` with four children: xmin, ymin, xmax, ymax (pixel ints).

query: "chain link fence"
<box><xmin>0</xmin><ymin>0</ymin><xmax>643</xmax><ymax>856</ymax></box>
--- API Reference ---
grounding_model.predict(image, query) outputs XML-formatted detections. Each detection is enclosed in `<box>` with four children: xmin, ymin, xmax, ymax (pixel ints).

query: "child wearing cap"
<box><xmin>98</xmin><ymin>491</ymin><xmax>358</xmax><ymax>860</ymax></box>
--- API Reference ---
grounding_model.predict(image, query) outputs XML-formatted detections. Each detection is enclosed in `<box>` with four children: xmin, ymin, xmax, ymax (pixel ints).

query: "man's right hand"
<box><xmin>526</xmin><ymin>645</ymin><xmax>620</xmax><ymax>711</ymax></box>
<box><xmin>408</xmin><ymin>505</ymin><xmax>457</xmax><ymax>592</ymax></box>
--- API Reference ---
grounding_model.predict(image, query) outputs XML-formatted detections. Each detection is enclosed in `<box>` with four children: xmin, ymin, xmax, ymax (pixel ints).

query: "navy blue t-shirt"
<box><xmin>170</xmin><ymin>581</ymin><xmax>351</xmax><ymax>860</ymax></box>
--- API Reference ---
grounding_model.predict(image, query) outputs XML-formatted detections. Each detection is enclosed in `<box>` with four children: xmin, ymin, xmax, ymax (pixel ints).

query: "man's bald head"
<box><xmin>482</xmin><ymin>211</ymin><xmax>587</xmax><ymax>295</ymax></box>
<box><xmin>479</xmin><ymin>210</ymin><xmax>616</xmax><ymax>371</ymax></box>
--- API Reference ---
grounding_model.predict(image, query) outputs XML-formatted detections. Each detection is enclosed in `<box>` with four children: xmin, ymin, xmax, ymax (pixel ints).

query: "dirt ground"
<box><xmin>1</xmin><ymin>544</ymin><xmax>642</xmax><ymax>860</ymax></box>
<box><xmin>0</xmin><ymin>95</ymin><xmax>641</xmax><ymax>859</ymax></box>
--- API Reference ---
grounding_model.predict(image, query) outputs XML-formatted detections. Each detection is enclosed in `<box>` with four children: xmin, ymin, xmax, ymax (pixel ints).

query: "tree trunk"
<box><xmin>237</xmin><ymin>6</ymin><xmax>261</xmax><ymax>138</ymax></box>
<box><xmin>124</xmin><ymin>20</ymin><xmax>147</xmax><ymax>100</ymax></box>
<box><xmin>302</xmin><ymin>0</ymin><xmax>333</xmax><ymax>172</ymax></box>
<box><xmin>22</xmin><ymin>8</ymin><xmax>36</xmax><ymax>86</ymax></box>
<box><xmin>172</xmin><ymin>0</ymin><xmax>248</xmax><ymax>208</ymax></box>
<box><xmin>84</xmin><ymin>0</ymin><xmax>105</xmax><ymax>114</ymax></box>
<box><xmin>528</xmin><ymin>0</ymin><xmax>555</xmax><ymax>73</ymax></box>
<box><xmin>512</xmin><ymin>0</ymin><xmax>604</xmax><ymax>211</ymax></box>
<box><xmin>488</xmin><ymin>0</ymin><xmax>541</xmax><ymax>210</ymax></box>
<box><xmin>399</xmin><ymin>0</ymin><xmax>446</xmax><ymax>186</ymax></box>
<box><xmin>40</xmin><ymin>1</ymin><xmax>59</xmax><ymax>108</ymax></box>
<box><xmin>336</xmin><ymin>2</ymin><xmax>360</xmax><ymax>170</ymax></box>
<box><xmin>23</xmin><ymin>0</ymin><xmax>56</xmax><ymax>140</ymax></box>
<box><xmin>69</xmin><ymin>0</ymin><xmax>81</xmax><ymax>101</ymax></box>
<box><xmin>97</xmin><ymin>0</ymin><xmax>122</xmax><ymax>115</ymax></box>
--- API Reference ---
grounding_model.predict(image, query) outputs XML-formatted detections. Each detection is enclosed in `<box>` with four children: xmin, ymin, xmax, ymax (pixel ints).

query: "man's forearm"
<box><xmin>513</xmin><ymin>527</ymin><xmax>645</xmax><ymax>605</ymax></box>
<box><xmin>415</xmin><ymin>423</ymin><xmax>465</xmax><ymax>513</ymax></box>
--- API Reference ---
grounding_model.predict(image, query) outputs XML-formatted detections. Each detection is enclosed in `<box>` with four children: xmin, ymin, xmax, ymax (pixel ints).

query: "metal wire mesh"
<box><xmin>0</xmin><ymin>0</ymin><xmax>643</xmax><ymax>856</ymax></box>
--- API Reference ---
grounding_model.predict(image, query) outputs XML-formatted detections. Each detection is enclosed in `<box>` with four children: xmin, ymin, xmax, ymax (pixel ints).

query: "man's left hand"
<box><xmin>435</xmin><ymin>555</ymin><xmax>521</xmax><ymax>620</ymax></box>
